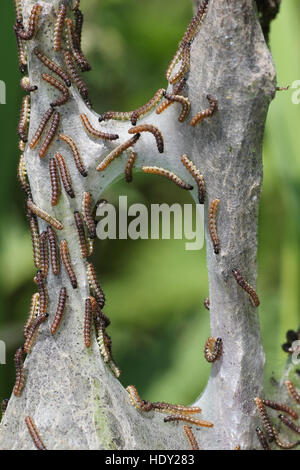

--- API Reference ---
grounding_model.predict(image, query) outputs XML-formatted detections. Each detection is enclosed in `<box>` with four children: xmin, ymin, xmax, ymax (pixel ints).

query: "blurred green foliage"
<box><xmin>0</xmin><ymin>0</ymin><xmax>299</xmax><ymax>407</ymax></box>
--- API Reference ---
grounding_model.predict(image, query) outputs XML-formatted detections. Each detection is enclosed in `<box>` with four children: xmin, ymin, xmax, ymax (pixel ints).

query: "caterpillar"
<box><xmin>130</xmin><ymin>88</ymin><xmax>165</xmax><ymax>125</ymax></box>
<box><xmin>63</xmin><ymin>50</ymin><xmax>89</xmax><ymax>100</ymax></box>
<box><xmin>55</xmin><ymin>152</ymin><xmax>75</xmax><ymax>199</ymax></box>
<box><xmin>47</xmin><ymin>226</ymin><xmax>60</xmax><ymax>276</ymax></box>
<box><xmin>232</xmin><ymin>269</ymin><xmax>260</xmax><ymax>307</ymax></box>
<box><xmin>28</xmin><ymin>215</ymin><xmax>40</xmax><ymax>269</ymax></box>
<box><xmin>74</xmin><ymin>6</ymin><xmax>83</xmax><ymax>50</ymax></box>
<box><xmin>255</xmin><ymin>427</ymin><xmax>270</xmax><ymax>450</ymax></box>
<box><xmin>156</xmin><ymin>78</ymin><xmax>187</xmax><ymax>115</ymax></box>
<box><xmin>49</xmin><ymin>158</ymin><xmax>61</xmax><ymax>206</ymax></box>
<box><xmin>128</xmin><ymin>124</ymin><xmax>164</xmax><ymax>153</ymax></box>
<box><xmin>208</xmin><ymin>199</ymin><xmax>220</xmax><ymax>254</ymax></box>
<box><xmin>60</xmin><ymin>240</ymin><xmax>77</xmax><ymax>289</ymax></box>
<box><xmin>86</xmin><ymin>261</ymin><xmax>105</xmax><ymax>308</ymax></box>
<box><xmin>96</xmin><ymin>321</ymin><xmax>111</xmax><ymax>363</ymax></box>
<box><xmin>150</xmin><ymin>402</ymin><xmax>202</xmax><ymax>415</ymax></box>
<box><xmin>59</xmin><ymin>134</ymin><xmax>87</xmax><ymax>177</ymax></box>
<box><xmin>34</xmin><ymin>48</ymin><xmax>71</xmax><ymax>87</ymax></box>
<box><xmin>96</xmin><ymin>134</ymin><xmax>140</xmax><ymax>172</ymax></box>
<box><xmin>80</xmin><ymin>113</ymin><xmax>119</xmax><ymax>141</ymax></box>
<box><xmin>278</xmin><ymin>414</ymin><xmax>300</xmax><ymax>434</ymax></box>
<box><xmin>39</xmin><ymin>231</ymin><xmax>49</xmax><ymax>279</ymax></box>
<box><xmin>50</xmin><ymin>287</ymin><xmax>67</xmax><ymax>334</ymax></box>
<box><xmin>91</xmin><ymin>297</ymin><xmax>110</xmax><ymax>327</ymax></box>
<box><xmin>53</xmin><ymin>3</ymin><xmax>66</xmax><ymax>52</ymax></box>
<box><xmin>13</xmin><ymin>347</ymin><xmax>25</xmax><ymax>397</ymax></box>
<box><xmin>20</xmin><ymin>76</ymin><xmax>38</xmax><ymax>92</ymax></box>
<box><xmin>65</xmin><ymin>17</ymin><xmax>91</xmax><ymax>72</ymax></box>
<box><xmin>19</xmin><ymin>140</ymin><xmax>26</xmax><ymax>152</ymax></box>
<box><xmin>87</xmin><ymin>237</ymin><xmax>94</xmax><ymax>257</ymax></box>
<box><xmin>98</xmin><ymin>110</ymin><xmax>133</xmax><ymax>123</ymax></box>
<box><xmin>181</xmin><ymin>154</ymin><xmax>205</xmax><ymax>203</ymax></box>
<box><xmin>84</xmin><ymin>298</ymin><xmax>93</xmax><ymax>348</ymax></box>
<box><xmin>39</xmin><ymin>111</ymin><xmax>60</xmax><ymax>159</ymax></box>
<box><xmin>25</xmin><ymin>416</ymin><xmax>47</xmax><ymax>450</ymax></box>
<box><xmin>14</xmin><ymin>0</ymin><xmax>23</xmax><ymax>23</ymax></box>
<box><xmin>18</xmin><ymin>95</ymin><xmax>30</xmax><ymax>142</ymax></box>
<box><xmin>204</xmin><ymin>297</ymin><xmax>210</xmax><ymax>310</ymax></box>
<box><xmin>29</xmin><ymin>107</ymin><xmax>55</xmax><ymax>149</ymax></box>
<box><xmin>125</xmin><ymin>151</ymin><xmax>137</xmax><ymax>183</ymax></box>
<box><xmin>15</xmin><ymin>4</ymin><xmax>42</xmax><ymax>40</ymax></box>
<box><xmin>156</xmin><ymin>92</ymin><xmax>190</xmax><ymax>122</ymax></box>
<box><xmin>142</xmin><ymin>166</ymin><xmax>193</xmax><ymax>190</ymax></box>
<box><xmin>163</xmin><ymin>414</ymin><xmax>213</xmax><ymax>428</ymax></box>
<box><xmin>262</xmin><ymin>399</ymin><xmax>298</xmax><ymax>420</ymax></box>
<box><xmin>179</xmin><ymin>0</ymin><xmax>210</xmax><ymax>48</ymax></box>
<box><xmin>24</xmin><ymin>313</ymin><xmax>48</xmax><ymax>354</ymax></box>
<box><xmin>41</xmin><ymin>73</ymin><xmax>70</xmax><ymax>107</ymax></box>
<box><xmin>190</xmin><ymin>94</ymin><xmax>218</xmax><ymax>127</ymax></box>
<box><xmin>254</xmin><ymin>397</ymin><xmax>275</xmax><ymax>442</ymax></box>
<box><xmin>18</xmin><ymin>154</ymin><xmax>31</xmax><ymax>197</ymax></box>
<box><xmin>82</xmin><ymin>192</ymin><xmax>96</xmax><ymax>239</ymax></box>
<box><xmin>165</xmin><ymin>46</ymin><xmax>183</xmax><ymax>82</ymax></box>
<box><xmin>273</xmin><ymin>426</ymin><xmax>300</xmax><ymax>450</ymax></box>
<box><xmin>34</xmin><ymin>271</ymin><xmax>48</xmax><ymax>316</ymax></box>
<box><xmin>108</xmin><ymin>360</ymin><xmax>121</xmax><ymax>378</ymax></box>
<box><xmin>26</xmin><ymin>199</ymin><xmax>63</xmax><ymax>230</ymax></box>
<box><xmin>204</xmin><ymin>337</ymin><xmax>223</xmax><ymax>363</ymax></box>
<box><xmin>126</xmin><ymin>385</ymin><xmax>151</xmax><ymax>411</ymax></box>
<box><xmin>285</xmin><ymin>380</ymin><xmax>300</xmax><ymax>404</ymax></box>
<box><xmin>183</xmin><ymin>425</ymin><xmax>199</xmax><ymax>450</ymax></box>
<box><xmin>1</xmin><ymin>399</ymin><xmax>8</xmax><ymax>418</ymax></box>
<box><xmin>169</xmin><ymin>41</ymin><xmax>191</xmax><ymax>86</ymax></box>
<box><xmin>74</xmin><ymin>211</ymin><xmax>88</xmax><ymax>259</ymax></box>
<box><xmin>14</xmin><ymin>24</ymin><xmax>27</xmax><ymax>73</ymax></box>
<box><xmin>24</xmin><ymin>293</ymin><xmax>39</xmax><ymax>339</ymax></box>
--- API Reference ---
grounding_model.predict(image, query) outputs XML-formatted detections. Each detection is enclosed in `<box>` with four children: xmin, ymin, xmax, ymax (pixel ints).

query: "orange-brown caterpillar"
<box><xmin>18</xmin><ymin>95</ymin><xmax>30</xmax><ymax>142</ymax></box>
<box><xmin>156</xmin><ymin>79</ymin><xmax>186</xmax><ymax>115</ymax></box>
<box><xmin>169</xmin><ymin>41</ymin><xmax>191</xmax><ymax>86</ymax></box>
<box><xmin>80</xmin><ymin>113</ymin><xmax>119</xmax><ymax>141</ymax></box>
<box><xmin>204</xmin><ymin>337</ymin><xmax>223</xmax><ymax>363</ymax></box>
<box><xmin>181</xmin><ymin>154</ymin><xmax>205</xmax><ymax>204</ymax></box>
<box><xmin>263</xmin><ymin>399</ymin><xmax>298</xmax><ymax>420</ymax></box>
<box><xmin>98</xmin><ymin>110</ymin><xmax>133</xmax><ymax>123</ymax></box>
<box><xmin>204</xmin><ymin>297</ymin><xmax>210</xmax><ymax>310</ymax></box>
<box><xmin>25</xmin><ymin>416</ymin><xmax>47</xmax><ymax>450</ymax></box>
<box><xmin>13</xmin><ymin>347</ymin><xmax>25</xmax><ymax>397</ymax></box>
<box><xmin>47</xmin><ymin>226</ymin><xmax>60</xmax><ymax>276</ymax></box>
<box><xmin>165</xmin><ymin>46</ymin><xmax>183</xmax><ymax>83</ymax></box>
<box><xmin>65</xmin><ymin>17</ymin><xmax>91</xmax><ymax>72</ymax></box>
<box><xmin>179</xmin><ymin>0</ymin><xmax>210</xmax><ymax>47</ymax></box>
<box><xmin>273</xmin><ymin>426</ymin><xmax>300</xmax><ymax>449</ymax></box>
<box><xmin>279</xmin><ymin>414</ymin><xmax>300</xmax><ymax>434</ymax></box>
<box><xmin>208</xmin><ymin>199</ymin><xmax>220</xmax><ymax>254</ymax></box>
<box><xmin>19</xmin><ymin>140</ymin><xmax>26</xmax><ymax>152</ymax></box>
<box><xmin>61</xmin><ymin>240</ymin><xmax>77</xmax><ymax>289</ymax></box>
<box><xmin>15</xmin><ymin>4</ymin><xmax>42</xmax><ymax>40</ymax></box>
<box><xmin>42</xmin><ymin>73</ymin><xmax>70</xmax><ymax>107</ymax></box>
<box><xmin>50</xmin><ymin>287</ymin><xmax>67</xmax><ymax>334</ymax></box>
<box><xmin>256</xmin><ymin>427</ymin><xmax>270</xmax><ymax>450</ymax></box>
<box><xmin>91</xmin><ymin>296</ymin><xmax>110</xmax><ymax>327</ymax></box>
<box><xmin>53</xmin><ymin>4</ymin><xmax>66</xmax><ymax>52</ymax></box>
<box><xmin>14</xmin><ymin>0</ymin><xmax>23</xmax><ymax>23</ymax></box>
<box><xmin>63</xmin><ymin>50</ymin><xmax>89</xmax><ymax>101</ymax></box>
<box><xmin>254</xmin><ymin>397</ymin><xmax>275</xmax><ymax>442</ymax></box>
<box><xmin>55</xmin><ymin>152</ymin><xmax>75</xmax><ymax>199</ymax></box>
<box><xmin>285</xmin><ymin>380</ymin><xmax>300</xmax><ymax>404</ymax></box>
<box><xmin>96</xmin><ymin>134</ymin><xmax>140</xmax><ymax>172</ymax></box>
<box><xmin>24</xmin><ymin>313</ymin><xmax>48</xmax><ymax>354</ymax></box>
<box><xmin>39</xmin><ymin>111</ymin><xmax>60</xmax><ymax>159</ymax></box>
<box><xmin>27</xmin><ymin>199</ymin><xmax>63</xmax><ymax>230</ymax></box>
<box><xmin>59</xmin><ymin>134</ymin><xmax>87</xmax><ymax>177</ymax></box>
<box><xmin>29</xmin><ymin>107</ymin><xmax>55</xmax><ymax>150</ymax></box>
<box><xmin>86</xmin><ymin>261</ymin><xmax>105</xmax><ymax>308</ymax></box>
<box><xmin>156</xmin><ymin>92</ymin><xmax>190</xmax><ymax>122</ymax></box>
<box><xmin>24</xmin><ymin>293</ymin><xmax>39</xmax><ymax>339</ymax></box>
<box><xmin>34</xmin><ymin>47</ymin><xmax>71</xmax><ymax>87</ymax></box>
<box><xmin>74</xmin><ymin>6</ymin><xmax>83</xmax><ymax>49</ymax></box>
<box><xmin>49</xmin><ymin>158</ymin><xmax>61</xmax><ymax>206</ymax></box>
<box><xmin>34</xmin><ymin>271</ymin><xmax>48</xmax><ymax>316</ymax></box>
<box><xmin>18</xmin><ymin>154</ymin><xmax>31</xmax><ymax>197</ymax></box>
<box><xmin>74</xmin><ymin>211</ymin><xmax>88</xmax><ymax>259</ymax></box>
<box><xmin>125</xmin><ymin>151</ymin><xmax>137</xmax><ymax>183</ymax></box>
<box><xmin>20</xmin><ymin>76</ymin><xmax>38</xmax><ymax>93</ymax></box>
<box><xmin>28</xmin><ymin>215</ymin><xmax>40</xmax><ymax>269</ymax></box>
<box><xmin>128</xmin><ymin>124</ymin><xmax>164</xmax><ymax>153</ymax></box>
<box><xmin>130</xmin><ymin>88</ymin><xmax>165</xmax><ymax>125</ymax></box>
<box><xmin>190</xmin><ymin>94</ymin><xmax>218</xmax><ymax>127</ymax></box>
<box><xmin>39</xmin><ymin>231</ymin><xmax>49</xmax><ymax>279</ymax></box>
<box><xmin>84</xmin><ymin>298</ymin><xmax>93</xmax><ymax>348</ymax></box>
<box><xmin>82</xmin><ymin>192</ymin><xmax>96</xmax><ymax>239</ymax></box>
<box><xmin>14</xmin><ymin>24</ymin><xmax>27</xmax><ymax>74</ymax></box>
<box><xmin>183</xmin><ymin>425</ymin><xmax>199</xmax><ymax>450</ymax></box>
<box><xmin>164</xmin><ymin>414</ymin><xmax>213</xmax><ymax>428</ymax></box>
<box><xmin>1</xmin><ymin>399</ymin><xmax>8</xmax><ymax>418</ymax></box>
<box><xmin>142</xmin><ymin>166</ymin><xmax>193</xmax><ymax>190</ymax></box>
<box><xmin>232</xmin><ymin>269</ymin><xmax>260</xmax><ymax>307</ymax></box>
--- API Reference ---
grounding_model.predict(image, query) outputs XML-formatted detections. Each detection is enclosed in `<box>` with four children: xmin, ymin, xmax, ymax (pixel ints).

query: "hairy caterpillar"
<box><xmin>183</xmin><ymin>425</ymin><xmax>199</xmax><ymax>450</ymax></box>
<box><xmin>34</xmin><ymin>47</ymin><xmax>71</xmax><ymax>87</ymax></box>
<box><xmin>24</xmin><ymin>313</ymin><xmax>48</xmax><ymax>354</ymax></box>
<box><xmin>34</xmin><ymin>271</ymin><xmax>48</xmax><ymax>317</ymax></box>
<box><xmin>86</xmin><ymin>261</ymin><xmax>105</xmax><ymax>308</ymax></box>
<box><xmin>39</xmin><ymin>111</ymin><xmax>60</xmax><ymax>159</ymax></box>
<box><xmin>25</xmin><ymin>416</ymin><xmax>47</xmax><ymax>450</ymax></box>
<box><xmin>232</xmin><ymin>269</ymin><xmax>260</xmax><ymax>307</ymax></box>
<box><xmin>28</xmin><ymin>215</ymin><xmax>40</xmax><ymax>269</ymax></box>
<box><xmin>59</xmin><ymin>134</ymin><xmax>87</xmax><ymax>177</ymax></box>
<box><xmin>181</xmin><ymin>154</ymin><xmax>205</xmax><ymax>203</ymax></box>
<box><xmin>18</xmin><ymin>95</ymin><xmax>30</xmax><ymax>142</ymax></box>
<box><xmin>169</xmin><ymin>42</ymin><xmax>191</xmax><ymax>86</ymax></box>
<box><xmin>190</xmin><ymin>94</ymin><xmax>218</xmax><ymax>127</ymax></box>
<box><xmin>29</xmin><ymin>107</ymin><xmax>55</xmax><ymax>150</ymax></box>
<box><xmin>14</xmin><ymin>24</ymin><xmax>27</xmax><ymax>74</ymax></box>
<box><xmin>49</xmin><ymin>158</ymin><xmax>61</xmax><ymax>206</ymax></box>
<box><xmin>50</xmin><ymin>287</ymin><xmax>67</xmax><ymax>334</ymax></box>
<box><xmin>254</xmin><ymin>397</ymin><xmax>275</xmax><ymax>442</ymax></box>
<box><xmin>55</xmin><ymin>152</ymin><xmax>75</xmax><ymax>199</ymax></box>
<box><xmin>63</xmin><ymin>50</ymin><xmax>89</xmax><ymax>101</ymax></box>
<box><xmin>15</xmin><ymin>4</ymin><xmax>42</xmax><ymax>40</ymax></box>
<box><xmin>60</xmin><ymin>240</ymin><xmax>77</xmax><ymax>289</ymax></box>
<box><xmin>47</xmin><ymin>226</ymin><xmax>60</xmax><ymax>276</ymax></box>
<box><xmin>142</xmin><ymin>166</ymin><xmax>193</xmax><ymax>190</ymax></box>
<box><xmin>24</xmin><ymin>293</ymin><xmax>39</xmax><ymax>339</ymax></box>
<box><xmin>262</xmin><ymin>399</ymin><xmax>298</xmax><ymax>420</ymax></box>
<box><xmin>26</xmin><ymin>199</ymin><xmax>63</xmax><ymax>230</ymax></box>
<box><xmin>272</xmin><ymin>426</ymin><xmax>300</xmax><ymax>450</ymax></box>
<box><xmin>130</xmin><ymin>88</ymin><xmax>165</xmax><ymax>125</ymax></box>
<box><xmin>208</xmin><ymin>199</ymin><xmax>220</xmax><ymax>254</ymax></box>
<box><xmin>39</xmin><ymin>231</ymin><xmax>49</xmax><ymax>279</ymax></box>
<box><xmin>278</xmin><ymin>414</ymin><xmax>300</xmax><ymax>434</ymax></box>
<box><xmin>42</xmin><ymin>73</ymin><xmax>70</xmax><ymax>107</ymax></box>
<box><xmin>18</xmin><ymin>154</ymin><xmax>30</xmax><ymax>197</ymax></box>
<box><xmin>84</xmin><ymin>298</ymin><xmax>92</xmax><ymax>348</ymax></box>
<box><xmin>157</xmin><ymin>92</ymin><xmax>190</xmax><ymax>122</ymax></box>
<box><xmin>80</xmin><ymin>113</ymin><xmax>119</xmax><ymax>141</ymax></box>
<box><xmin>53</xmin><ymin>3</ymin><xmax>66</xmax><ymax>52</ymax></box>
<box><xmin>164</xmin><ymin>414</ymin><xmax>213</xmax><ymax>428</ymax></box>
<box><xmin>13</xmin><ymin>347</ymin><xmax>25</xmax><ymax>397</ymax></box>
<box><xmin>96</xmin><ymin>134</ymin><xmax>140</xmax><ymax>172</ymax></box>
<box><xmin>128</xmin><ymin>124</ymin><xmax>164</xmax><ymax>153</ymax></box>
<box><xmin>74</xmin><ymin>211</ymin><xmax>88</xmax><ymax>259</ymax></box>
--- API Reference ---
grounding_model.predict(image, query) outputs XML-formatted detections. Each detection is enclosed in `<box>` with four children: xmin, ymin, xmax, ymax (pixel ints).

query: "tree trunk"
<box><xmin>0</xmin><ymin>0</ymin><xmax>276</xmax><ymax>449</ymax></box>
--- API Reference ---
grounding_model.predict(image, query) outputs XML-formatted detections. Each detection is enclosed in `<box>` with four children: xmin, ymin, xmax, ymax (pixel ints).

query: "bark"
<box><xmin>0</xmin><ymin>0</ymin><xmax>276</xmax><ymax>449</ymax></box>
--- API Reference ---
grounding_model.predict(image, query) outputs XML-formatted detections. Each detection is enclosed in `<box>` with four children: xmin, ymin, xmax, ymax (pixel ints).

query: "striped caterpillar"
<box><xmin>262</xmin><ymin>399</ymin><xmax>298</xmax><ymax>420</ymax></box>
<box><xmin>204</xmin><ymin>337</ymin><xmax>223</xmax><ymax>363</ymax></box>
<box><xmin>18</xmin><ymin>95</ymin><xmax>30</xmax><ymax>142</ymax></box>
<box><xmin>272</xmin><ymin>426</ymin><xmax>300</xmax><ymax>450</ymax></box>
<box><xmin>254</xmin><ymin>397</ymin><xmax>275</xmax><ymax>442</ymax></box>
<box><xmin>63</xmin><ymin>50</ymin><xmax>90</xmax><ymax>101</ymax></box>
<box><xmin>24</xmin><ymin>313</ymin><xmax>48</xmax><ymax>354</ymax></box>
<box><xmin>34</xmin><ymin>48</ymin><xmax>71</xmax><ymax>87</ymax></box>
<box><xmin>125</xmin><ymin>151</ymin><xmax>137</xmax><ymax>183</ymax></box>
<box><xmin>39</xmin><ymin>111</ymin><xmax>60</xmax><ymax>159</ymax></box>
<box><xmin>26</xmin><ymin>199</ymin><xmax>63</xmax><ymax>230</ymax></box>
<box><xmin>255</xmin><ymin>427</ymin><xmax>270</xmax><ymax>450</ymax></box>
<box><xmin>14</xmin><ymin>0</ymin><xmax>23</xmax><ymax>23</ymax></box>
<box><xmin>80</xmin><ymin>113</ymin><xmax>119</xmax><ymax>141</ymax></box>
<box><xmin>25</xmin><ymin>416</ymin><xmax>47</xmax><ymax>450</ymax></box>
<box><xmin>47</xmin><ymin>226</ymin><xmax>60</xmax><ymax>276</ymax></box>
<box><xmin>39</xmin><ymin>231</ymin><xmax>49</xmax><ymax>279</ymax></box>
<box><xmin>53</xmin><ymin>3</ymin><xmax>66</xmax><ymax>52</ymax></box>
<box><xmin>15</xmin><ymin>4</ymin><xmax>42</xmax><ymax>40</ymax></box>
<box><xmin>84</xmin><ymin>298</ymin><xmax>93</xmax><ymax>348</ymax></box>
<box><xmin>14</xmin><ymin>24</ymin><xmax>27</xmax><ymax>74</ymax></box>
<box><xmin>164</xmin><ymin>414</ymin><xmax>213</xmax><ymax>428</ymax></box>
<box><xmin>34</xmin><ymin>271</ymin><xmax>48</xmax><ymax>317</ymax></box>
<box><xmin>55</xmin><ymin>152</ymin><xmax>75</xmax><ymax>199</ymax></box>
<box><xmin>13</xmin><ymin>347</ymin><xmax>25</xmax><ymax>397</ymax></box>
<box><xmin>74</xmin><ymin>211</ymin><xmax>88</xmax><ymax>259</ymax></box>
<box><xmin>60</xmin><ymin>240</ymin><xmax>77</xmax><ymax>289</ymax></box>
<box><xmin>183</xmin><ymin>425</ymin><xmax>199</xmax><ymax>450</ymax></box>
<box><xmin>28</xmin><ymin>215</ymin><xmax>40</xmax><ymax>269</ymax></box>
<box><xmin>156</xmin><ymin>78</ymin><xmax>186</xmax><ymax>115</ymax></box>
<box><xmin>190</xmin><ymin>94</ymin><xmax>218</xmax><ymax>127</ymax></box>
<box><xmin>50</xmin><ymin>287</ymin><xmax>67</xmax><ymax>334</ymax></box>
<box><xmin>29</xmin><ymin>107</ymin><xmax>55</xmax><ymax>150</ymax></box>
<box><xmin>20</xmin><ymin>76</ymin><xmax>37</xmax><ymax>93</ymax></box>
<box><xmin>59</xmin><ymin>134</ymin><xmax>87</xmax><ymax>177</ymax></box>
<box><xmin>181</xmin><ymin>154</ymin><xmax>205</xmax><ymax>204</ymax></box>
<box><xmin>82</xmin><ymin>192</ymin><xmax>96</xmax><ymax>239</ymax></box>
<box><xmin>24</xmin><ymin>293</ymin><xmax>39</xmax><ymax>339</ymax></box>
<box><xmin>157</xmin><ymin>92</ymin><xmax>190</xmax><ymax>122</ymax></box>
<box><xmin>42</xmin><ymin>73</ymin><xmax>70</xmax><ymax>107</ymax></box>
<box><xmin>278</xmin><ymin>414</ymin><xmax>300</xmax><ymax>434</ymax></box>
<box><xmin>128</xmin><ymin>124</ymin><xmax>164</xmax><ymax>153</ymax></box>
<box><xmin>49</xmin><ymin>158</ymin><xmax>61</xmax><ymax>206</ymax></box>
<box><xmin>18</xmin><ymin>154</ymin><xmax>31</xmax><ymax>197</ymax></box>
<box><xmin>86</xmin><ymin>261</ymin><xmax>105</xmax><ymax>308</ymax></box>
<box><xmin>208</xmin><ymin>199</ymin><xmax>220</xmax><ymax>254</ymax></box>
<box><xmin>65</xmin><ymin>17</ymin><xmax>91</xmax><ymax>72</ymax></box>
<box><xmin>232</xmin><ymin>269</ymin><xmax>260</xmax><ymax>307</ymax></box>
<box><xmin>285</xmin><ymin>380</ymin><xmax>300</xmax><ymax>404</ymax></box>
<box><xmin>142</xmin><ymin>166</ymin><xmax>193</xmax><ymax>190</ymax></box>
<box><xmin>96</xmin><ymin>134</ymin><xmax>140</xmax><ymax>172</ymax></box>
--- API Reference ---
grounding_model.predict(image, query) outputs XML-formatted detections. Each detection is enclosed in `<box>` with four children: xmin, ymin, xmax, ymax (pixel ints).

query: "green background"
<box><xmin>0</xmin><ymin>0</ymin><xmax>299</xmax><ymax>406</ymax></box>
